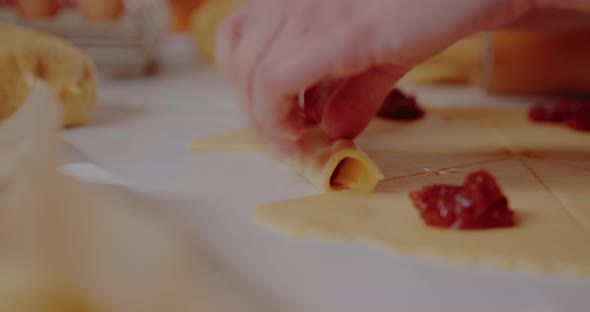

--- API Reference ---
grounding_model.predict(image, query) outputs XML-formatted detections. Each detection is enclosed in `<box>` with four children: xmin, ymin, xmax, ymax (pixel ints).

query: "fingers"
<box><xmin>233</xmin><ymin>1</ymin><xmax>286</xmax><ymax>87</ymax></box>
<box><xmin>251</xmin><ymin>30</ymin><xmax>367</xmax><ymax>140</ymax></box>
<box><xmin>321</xmin><ymin>66</ymin><xmax>404</xmax><ymax>139</ymax></box>
<box><xmin>230</xmin><ymin>0</ymin><xmax>290</xmax><ymax>123</ymax></box>
<box><xmin>216</xmin><ymin>0</ymin><xmax>406</xmax><ymax>156</ymax></box>
<box><xmin>215</xmin><ymin>9</ymin><xmax>245</xmax><ymax>77</ymax></box>
<box><xmin>216</xmin><ymin>0</ymin><xmax>558</xmax><ymax>160</ymax></box>
<box><xmin>302</xmin><ymin>80</ymin><xmax>344</xmax><ymax>125</ymax></box>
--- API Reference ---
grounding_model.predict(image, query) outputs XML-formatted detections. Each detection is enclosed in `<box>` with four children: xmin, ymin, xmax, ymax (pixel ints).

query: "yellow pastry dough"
<box><xmin>0</xmin><ymin>23</ymin><xmax>97</xmax><ymax>127</ymax></box>
<box><xmin>192</xmin><ymin>105</ymin><xmax>590</xmax><ymax>277</ymax></box>
<box><xmin>253</xmin><ymin>108</ymin><xmax>590</xmax><ymax>277</ymax></box>
<box><xmin>404</xmin><ymin>34</ymin><xmax>483</xmax><ymax>85</ymax></box>
<box><xmin>191</xmin><ymin>128</ymin><xmax>263</xmax><ymax>153</ymax></box>
<box><xmin>256</xmin><ymin>159</ymin><xmax>590</xmax><ymax>276</ymax></box>
<box><xmin>525</xmin><ymin>159</ymin><xmax>590</xmax><ymax>231</ymax></box>
<box><xmin>472</xmin><ymin>108</ymin><xmax>590</xmax><ymax>171</ymax></box>
<box><xmin>283</xmin><ymin>128</ymin><xmax>384</xmax><ymax>192</ymax></box>
<box><xmin>192</xmin><ymin>127</ymin><xmax>384</xmax><ymax>192</ymax></box>
<box><xmin>191</xmin><ymin>109</ymin><xmax>509</xmax><ymax>191</ymax></box>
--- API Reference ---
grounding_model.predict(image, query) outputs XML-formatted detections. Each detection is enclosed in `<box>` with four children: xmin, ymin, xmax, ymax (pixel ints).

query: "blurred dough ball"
<box><xmin>0</xmin><ymin>23</ymin><xmax>97</xmax><ymax>127</ymax></box>
<box><xmin>16</xmin><ymin>0</ymin><xmax>61</xmax><ymax>19</ymax></box>
<box><xmin>189</xmin><ymin>0</ymin><xmax>241</xmax><ymax>62</ymax></box>
<box><xmin>77</xmin><ymin>0</ymin><xmax>125</xmax><ymax>21</ymax></box>
<box><xmin>0</xmin><ymin>260</ymin><xmax>94</xmax><ymax>312</ymax></box>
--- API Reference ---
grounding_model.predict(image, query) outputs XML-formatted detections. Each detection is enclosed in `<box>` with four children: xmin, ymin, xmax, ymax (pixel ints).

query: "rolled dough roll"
<box><xmin>284</xmin><ymin>129</ymin><xmax>384</xmax><ymax>192</ymax></box>
<box><xmin>0</xmin><ymin>23</ymin><xmax>97</xmax><ymax>127</ymax></box>
<box><xmin>192</xmin><ymin>127</ymin><xmax>384</xmax><ymax>193</ymax></box>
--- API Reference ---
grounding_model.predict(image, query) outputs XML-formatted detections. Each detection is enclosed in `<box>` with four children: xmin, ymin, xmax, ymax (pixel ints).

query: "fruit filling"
<box><xmin>529</xmin><ymin>100</ymin><xmax>590</xmax><ymax>131</ymax></box>
<box><xmin>377</xmin><ymin>89</ymin><xmax>425</xmax><ymax>121</ymax></box>
<box><xmin>409</xmin><ymin>170</ymin><xmax>515</xmax><ymax>230</ymax></box>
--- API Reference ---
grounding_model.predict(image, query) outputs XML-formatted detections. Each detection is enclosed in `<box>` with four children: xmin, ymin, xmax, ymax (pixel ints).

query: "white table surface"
<box><xmin>60</xmin><ymin>36</ymin><xmax>590</xmax><ymax>312</ymax></box>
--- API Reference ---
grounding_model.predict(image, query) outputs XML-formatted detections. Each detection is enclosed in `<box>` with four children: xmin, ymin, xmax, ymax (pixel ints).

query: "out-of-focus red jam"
<box><xmin>377</xmin><ymin>89</ymin><xmax>425</xmax><ymax>121</ymax></box>
<box><xmin>409</xmin><ymin>170</ymin><xmax>515</xmax><ymax>230</ymax></box>
<box><xmin>529</xmin><ymin>100</ymin><xmax>590</xmax><ymax>131</ymax></box>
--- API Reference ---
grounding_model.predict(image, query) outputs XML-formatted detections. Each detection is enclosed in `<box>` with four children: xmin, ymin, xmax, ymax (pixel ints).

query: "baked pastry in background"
<box><xmin>0</xmin><ymin>23</ymin><xmax>97</xmax><ymax>127</ymax></box>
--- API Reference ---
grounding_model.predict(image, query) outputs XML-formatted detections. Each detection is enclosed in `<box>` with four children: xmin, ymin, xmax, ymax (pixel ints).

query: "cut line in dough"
<box><xmin>256</xmin><ymin>159</ymin><xmax>590</xmax><ymax>277</ymax></box>
<box><xmin>190</xmin><ymin>128</ymin><xmax>263</xmax><ymax>153</ymax></box>
<box><xmin>190</xmin><ymin>110</ymin><xmax>508</xmax><ymax>192</ymax></box>
<box><xmin>191</xmin><ymin>106</ymin><xmax>590</xmax><ymax>277</ymax></box>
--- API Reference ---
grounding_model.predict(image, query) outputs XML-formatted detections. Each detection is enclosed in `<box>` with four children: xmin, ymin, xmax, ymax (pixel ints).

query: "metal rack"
<box><xmin>0</xmin><ymin>0</ymin><xmax>170</xmax><ymax>78</ymax></box>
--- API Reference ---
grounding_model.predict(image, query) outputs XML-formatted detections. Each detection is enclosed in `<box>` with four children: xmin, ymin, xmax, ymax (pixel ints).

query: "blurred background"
<box><xmin>0</xmin><ymin>2</ymin><xmax>589</xmax><ymax>312</ymax></box>
<box><xmin>2</xmin><ymin>0</ymin><xmax>589</xmax><ymax>93</ymax></box>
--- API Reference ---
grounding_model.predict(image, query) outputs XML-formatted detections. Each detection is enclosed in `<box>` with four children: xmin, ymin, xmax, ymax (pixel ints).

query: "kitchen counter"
<box><xmin>60</xmin><ymin>37</ymin><xmax>590</xmax><ymax>312</ymax></box>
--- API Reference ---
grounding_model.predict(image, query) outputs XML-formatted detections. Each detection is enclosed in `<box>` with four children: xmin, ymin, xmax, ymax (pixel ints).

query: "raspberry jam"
<box><xmin>409</xmin><ymin>170</ymin><xmax>515</xmax><ymax>230</ymax></box>
<box><xmin>529</xmin><ymin>100</ymin><xmax>590</xmax><ymax>131</ymax></box>
<box><xmin>377</xmin><ymin>89</ymin><xmax>425</xmax><ymax>121</ymax></box>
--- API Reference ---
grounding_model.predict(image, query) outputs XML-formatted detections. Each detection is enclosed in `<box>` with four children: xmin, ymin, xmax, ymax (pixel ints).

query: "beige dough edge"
<box><xmin>190</xmin><ymin>111</ymin><xmax>590</xmax><ymax>279</ymax></box>
<box><xmin>253</xmin><ymin>160</ymin><xmax>590</xmax><ymax>279</ymax></box>
<box><xmin>191</xmin><ymin>128</ymin><xmax>384</xmax><ymax>193</ymax></box>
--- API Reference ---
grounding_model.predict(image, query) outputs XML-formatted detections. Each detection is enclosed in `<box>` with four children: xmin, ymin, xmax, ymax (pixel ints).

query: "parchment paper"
<box><xmin>0</xmin><ymin>81</ymin><xmax>276</xmax><ymax>311</ymax></box>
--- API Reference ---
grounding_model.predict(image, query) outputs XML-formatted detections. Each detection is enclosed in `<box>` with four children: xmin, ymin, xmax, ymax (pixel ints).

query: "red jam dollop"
<box><xmin>529</xmin><ymin>100</ymin><xmax>590</xmax><ymax>131</ymax></box>
<box><xmin>377</xmin><ymin>89</ymin><xmax>425</xmax><ymax>121</ymax></box>
<box><xmin>409</xmin><ymin>170</ymin><xmax>515</xmax><ymax>230</ymax></box>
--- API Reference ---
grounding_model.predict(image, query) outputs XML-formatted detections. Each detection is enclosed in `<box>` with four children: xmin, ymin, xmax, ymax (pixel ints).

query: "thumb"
<box><xmin>321</xmin><ymin>65</ymin><xmax>405</xmax><ymax>139</ymax></box>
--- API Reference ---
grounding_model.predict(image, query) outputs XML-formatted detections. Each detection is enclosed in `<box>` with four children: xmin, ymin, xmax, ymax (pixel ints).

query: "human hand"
<box><xmin>215</xmin><ymin>0</ymin><xmax>579</xmax><ymax>154</ymax></box>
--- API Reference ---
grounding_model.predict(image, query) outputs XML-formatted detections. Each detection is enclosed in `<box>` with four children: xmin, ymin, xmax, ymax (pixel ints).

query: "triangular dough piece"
<box><xmin>474</xmin><ymin>108</ymin><xmax>590</xmax><ymax>170</ymax></box>
<box><xmin>192</xmin><ymin>127</ymin><xmax>384</xmax><ymax>192</ymax></box>
<box><xmin>357</xmin><ymin>109</ymin><xmax>510</xmax><ymax>179</ymax></box>
<box><xmin>191</xmin><ymin>109</ymin><xmax>510</xmax><ymax>187</ymax></box>
<box><xmin>256</xmin><ymin>159</ymin><xmax>590</xmax><ymax>277</ymax></box>
<box><xmin>190</xmin><ymin>119</ymin><xmax>399</xmax><ymax>154</ymax></box>
<box><xmin>525</xmin><ymin>158</ymin><xmax>590</xmax><ymax>232</ymax></box>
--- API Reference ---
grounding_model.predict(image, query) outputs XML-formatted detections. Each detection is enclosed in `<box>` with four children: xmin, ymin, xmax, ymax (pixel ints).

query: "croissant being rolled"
<box><xmin>192</xmin><ymin>126</ymin><xmax>384</xmax><ymax>193</ymax></box>
<box><xmin>282</xmin><ymin>128</ymin><xmax>384</xmax><ymax>192</ymax></box>
<box><xmin>192</xmin><ymin>79</ymin><xmax>384</xmax><ymax>192</ymax></box>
